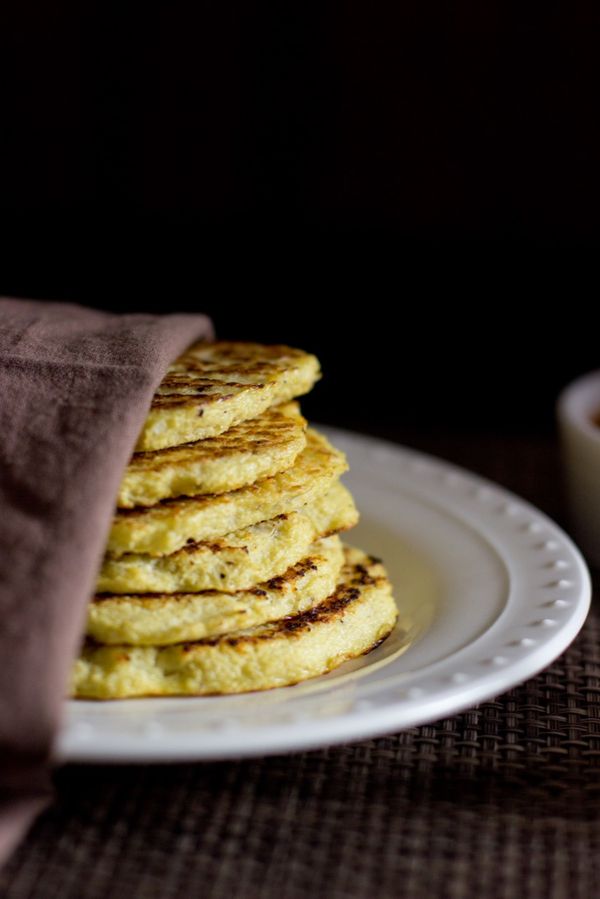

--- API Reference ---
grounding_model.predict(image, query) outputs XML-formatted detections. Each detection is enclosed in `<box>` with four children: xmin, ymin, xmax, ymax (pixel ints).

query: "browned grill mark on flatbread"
<box><xmin>134</xmin><ymin>341</ymin><xmax>320</xmax><ymax>452</ymax></box>
<box><xmin>187</xmin><ymin>558</ymin><xmax>386</xmax><ymax>648</ymax></box>
<box><xmin>150</xmin><ymin>344</ymin><xmax>313</xmax><ymax>410</ymax></box>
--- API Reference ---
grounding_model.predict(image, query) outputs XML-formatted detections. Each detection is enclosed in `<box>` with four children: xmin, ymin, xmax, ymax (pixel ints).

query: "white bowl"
<box><xmin>557</xmin><ymin>370</ymin><xmax>600</xmax><ymax>567</ymax></box>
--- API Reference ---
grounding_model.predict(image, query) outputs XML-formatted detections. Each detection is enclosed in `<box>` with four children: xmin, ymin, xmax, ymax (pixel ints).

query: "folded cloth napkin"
<box><xmin>0</xmin><ymin>299</ymin><xmax>213</xmax><ymax>864</ymax></box>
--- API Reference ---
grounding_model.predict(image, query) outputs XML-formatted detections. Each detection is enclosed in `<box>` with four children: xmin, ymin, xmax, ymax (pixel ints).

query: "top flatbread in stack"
<box><xmin>136</xmin><ymin>342</ymin><xmax>321</xmax><ymax>451</ymax></box>
<box><xmin>73</xmin><ymin>342</ymin><xmax>397</xmax><ymax>698</ymax></box>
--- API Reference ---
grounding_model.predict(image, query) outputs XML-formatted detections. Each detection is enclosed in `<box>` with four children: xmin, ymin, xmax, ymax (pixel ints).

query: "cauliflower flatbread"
<box><xmin>119</xmin><ymin>402</ymin><xmax>306</xmax><ymax>508</ymax></box>
<box><xmin>98</xmin><ymin>482</ymin><xmax>358</xmax><ymax>594</ymax></box>
<box><xmin>108</xmin><ymin>429</ymin><xmax>347</xmax><ymax>556</ymax></box>
<box><xmin>74</xmin><ymin>546</ymin><xmax>397</xmax><ymax>698</ymax></box>
<box><xmin>88</xmin><ymin>536</ymin><xmax>344</xmax><ymax>645</ymax></box>
<box><xmin>136</xmin><ymin>341</ymin><xmax>320</xmax><ymax>451</ymax></box>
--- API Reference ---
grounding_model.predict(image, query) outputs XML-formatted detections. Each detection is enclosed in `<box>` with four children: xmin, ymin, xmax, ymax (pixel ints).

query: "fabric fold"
<box><xmin>0</xmin><ymin>298</ymin><xmax>213</xmax><ymax>864</ymax></box>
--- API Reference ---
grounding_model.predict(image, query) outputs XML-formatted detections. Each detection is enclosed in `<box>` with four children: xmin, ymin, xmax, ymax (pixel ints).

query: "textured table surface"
<box><xmin>2</xmin><ymin>432</ymin><xmax>598</xmax><ymax>899</ymax></box>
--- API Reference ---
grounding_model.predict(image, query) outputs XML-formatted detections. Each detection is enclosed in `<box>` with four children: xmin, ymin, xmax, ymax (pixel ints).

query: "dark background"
<box><xmin>1</xmin><ymin>2</ymin><xmax>598</xmax><ymax>440</ymax></box>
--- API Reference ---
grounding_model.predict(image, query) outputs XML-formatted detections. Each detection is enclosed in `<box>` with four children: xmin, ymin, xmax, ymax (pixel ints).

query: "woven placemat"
<box><xmin>2</xmin><ymin>436</ymin><xmax>598</xmax><ymax>899</ymax></box>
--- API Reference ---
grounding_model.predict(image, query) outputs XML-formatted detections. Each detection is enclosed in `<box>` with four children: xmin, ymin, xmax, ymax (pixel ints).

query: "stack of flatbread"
<box><xmin>73</xmin><ymin>343</ymin><xmax>397</xmax><ymax>698</ymax></box>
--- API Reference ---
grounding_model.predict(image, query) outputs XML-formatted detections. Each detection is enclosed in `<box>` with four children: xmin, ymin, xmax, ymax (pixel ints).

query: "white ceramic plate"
<box><xmin>56</xmin><ymin>427</ymin><xmax>591</xmax><ymax>763</ymax></box>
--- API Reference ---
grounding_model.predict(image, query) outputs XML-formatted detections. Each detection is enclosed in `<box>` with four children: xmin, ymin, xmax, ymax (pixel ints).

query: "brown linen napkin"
<box><xmin>0</xmin><ymin>298</ymin><xmax>213</xmax><ymax>864</ymax></box>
